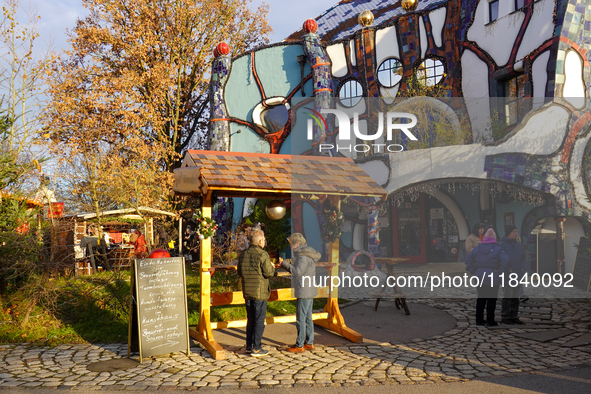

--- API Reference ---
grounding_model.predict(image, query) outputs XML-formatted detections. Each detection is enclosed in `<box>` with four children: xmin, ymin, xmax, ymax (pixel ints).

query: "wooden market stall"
<box><xmin>53</xmin><ymin>207</ymin><xmax>178</xmax><ymax>273</ymax></box>
<box><xmin>173</xmin><ymin>150</ymin><xmax>387</xmax><ymax>360</ymax></box>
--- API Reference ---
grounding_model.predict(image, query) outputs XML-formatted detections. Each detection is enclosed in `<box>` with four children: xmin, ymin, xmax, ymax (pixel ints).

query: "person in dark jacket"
<box><xmin>499</xmin><ymin>224</ymin><xmax>526</xmax><ymax>325</ymax></box>
<box><xmin>237</xmin><ymin>229</ymin><xmax>275</xmax><ymax>357</ymax></box>
<box><xmin>465</xmin><ymin>228</ymin><xmax>510</xmax><ymax>326</ymax></box>
<box><xmin>280</xmin><ymin>233</ymin><xmax>321</xmax><ymax>352</ymax></box>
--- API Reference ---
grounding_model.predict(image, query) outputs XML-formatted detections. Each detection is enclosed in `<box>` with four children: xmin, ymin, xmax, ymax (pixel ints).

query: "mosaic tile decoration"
<box><xmin>302</xmin><ymin>33</ymin><xmax>334</xmax><ymax>147</ymax></box>
<box><xmin>210</xmin><ymin>56</ymin><xmax>232</xmax><ymax>151</ymax></box>
<box><xmin>485</xmin><ymin>154</ymin><xmax>552</xmax><ymax>193</ymax></box>
<box><xmin>287</xmin><ymin>0</ymin><xmax>447</xmax><ymax>42</ymax></box>
<box><xmin>182</xmin><ymin>150</ymin><xmax>386</xmax><ymax>197</ymax></box>
<box><xmin>555</xmin><ymin>0</ymin><xmax>591</xmax><ymax>99</ymax></box>
<box><xmin>485</xmin><ymin>152</ymin><xmax>582</xmax><ymax>218</ymax></box>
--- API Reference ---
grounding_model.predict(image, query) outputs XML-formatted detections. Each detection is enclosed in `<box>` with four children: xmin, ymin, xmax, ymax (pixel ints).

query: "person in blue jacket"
<box><xmin>465</xmin><ymin>228</ymin><xmax>510</xmax><ymax>326</ymax></box>
<box><xmin>499</xmin><ymin>224</ymin><xmax>527</xmax><ymax>325</ymax></box>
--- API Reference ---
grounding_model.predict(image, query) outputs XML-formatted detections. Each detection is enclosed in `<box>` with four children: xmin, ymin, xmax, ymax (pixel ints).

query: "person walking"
<box><xmin>499</xmin><ymin>224</ymin><xmax>527</xmax><ymax>325</ymax></box>
<box><xmin>465</xmin><ymin>228</ymin><xmax>509</xmax><ymax>326</ymax></box>
<box><xmin>280</xmin><ymin>233</ymin><xmax>320</xmax><ymax>352</ymax></box>
<box><xmin>237</xmin><ymin>229</ymin><xmax>275</xmax><ymax>357</ymax></box>
<box><xmin>465</xmin><ymin>223</ymin><xmax>485</xmax><ymax>255</ymax></box>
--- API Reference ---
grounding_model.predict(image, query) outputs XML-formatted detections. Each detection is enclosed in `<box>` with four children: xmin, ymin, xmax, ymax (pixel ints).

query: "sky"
<box><xmin>27</xmin><ymin>0</ymin><xmax>335</xmax><ymax>55</ymax></box>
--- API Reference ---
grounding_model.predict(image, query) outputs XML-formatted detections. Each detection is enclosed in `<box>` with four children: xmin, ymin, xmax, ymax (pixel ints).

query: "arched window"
<box><xmin>377</xmin><ymin>58</ymin><xmax>403</xmax><ymax>87</ymax></box>
<box><xmin>252</xmin><ymin>98</ymin><xmax>290</xmax><ymax>134</ymax></box>
<box><xmin>416</xmin><ymin>58</ymin><xmax>445</xmax><ymax>87</ymax></box>
<box><xmin>338</xmin><ymin>80</ymin><xmax>363</xmax><ymax>107</ymax></box>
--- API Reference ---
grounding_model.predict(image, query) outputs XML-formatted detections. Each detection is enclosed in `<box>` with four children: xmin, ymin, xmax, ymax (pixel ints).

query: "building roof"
<box><xmin>63</xmin><ymin>207</ymin><xmax>177</xmax><ymax>220</ymax></box>
<box><xmin>173</xmin><ymin>150</ymin><xmax>386</xmax><ymax>198</ymax></box>
<box><xmin>287</xmin><ymin>0</ymin><xmax>446</xmax><ymax>42</ymax></box>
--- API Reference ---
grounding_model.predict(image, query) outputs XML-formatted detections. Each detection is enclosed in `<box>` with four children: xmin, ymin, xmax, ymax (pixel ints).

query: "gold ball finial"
<box><xmin>358</xmin><ymin>10</ymin><xmax>374</xmax><ymax>27</ymax></box>
<box><xmin>402</xmin><ymin>0</ymin><xmax>419</xmax><ymax>12</ymax></box>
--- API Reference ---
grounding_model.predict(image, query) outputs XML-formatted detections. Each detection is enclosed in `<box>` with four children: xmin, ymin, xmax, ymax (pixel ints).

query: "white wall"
<box><xmin>515</xmin><ymin>0</ymin><xmax>555</xmax><ymax>60</ymax></box>
<box><xmin>468</xmin><ymin>0</ymin><xmax>525</xmax><ymax>67</ymax></box>
<box><xmin>461</xmin><ymin>49</ymin><xmax>492</xmax><ymax>140</ymax></box>
<box><xmin>386</xmin><ymin>104</ymin><xmax>571</xmax><ymax>193</ymax></box>
<box><xmin>326</xmin><ymin>43</ymin><xmax>348</xmax><ymax>78</ymax></box>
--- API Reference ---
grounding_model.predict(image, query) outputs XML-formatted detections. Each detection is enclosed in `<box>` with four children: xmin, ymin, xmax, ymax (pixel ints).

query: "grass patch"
<box><xmin>1</xmin><ymin>264</ymin><xmax>349</xmax><ymax>345</ymax></box>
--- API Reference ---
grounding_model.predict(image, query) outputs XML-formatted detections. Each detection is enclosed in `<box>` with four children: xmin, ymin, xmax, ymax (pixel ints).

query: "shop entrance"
<box><xmin>426</xmin><ymin>197</ymin><xmax>460</xmax><ymax>262</ymax></box>
<box><xmin>391</xmin><ymin>195</ymin><xmax>427</xmax><ymax>264</ymax></box>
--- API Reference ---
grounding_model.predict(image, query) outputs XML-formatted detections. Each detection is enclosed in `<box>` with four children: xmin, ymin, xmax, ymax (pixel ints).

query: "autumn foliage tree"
<box><xmin>45</xmin><ymin>0</ymin><xmax>271</xmax><ymax>175</ymax></box>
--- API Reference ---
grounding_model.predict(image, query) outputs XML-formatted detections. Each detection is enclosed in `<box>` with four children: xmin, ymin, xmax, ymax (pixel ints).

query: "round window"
<box><xmin>259</xmin><ymin>105</ymin><xmax>289</xmax><ymax>134</ymax></box>
<box><xmin>338</xmin><ymin>80</ymin><xmax>363</xmax><ymax>107</ymax></box>
<box><xmin>416</xmin><ymin>58</ymin><xmax>445</xmax><ymax>87</ymax></box>
<box><xmin>377</xmin><ymin>58</ymin><xmax>403</xmax><ymax>87</ymax></box>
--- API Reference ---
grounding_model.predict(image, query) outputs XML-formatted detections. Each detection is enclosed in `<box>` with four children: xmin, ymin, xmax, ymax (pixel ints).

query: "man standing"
<box><xmin>281</xmin><ymin>233</ymin><xmax>320</xmax><ymax>352</ymax></box>
<box><xmin>499</xmin><ymin>224</ymin><xmax>526</xmax><ymax>325</ymax></box>
<box><xmin>237</xmin><ymin>228</ymin><xmax>275</xmax><ymax>357</ymax></box>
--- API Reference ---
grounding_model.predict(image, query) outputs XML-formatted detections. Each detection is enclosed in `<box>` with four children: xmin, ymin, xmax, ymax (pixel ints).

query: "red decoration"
<box><xmin>303</xmin><ymin>19</ymin><xmax>318</xmax><ymax>34</ymax></box>
<box><xmin>149</xmin><ymin>249</ymin><xmax>171</xmax><ymax>258</ymax></box>
<box><xmin>47</xmin><ymin>202</ymin><xmax>64</xmax><ymax>218</ymax></box>
<box><xmin>214</xmin><ymin>42</ymin><xmax>230</xmax><ymax>58</ymax></box>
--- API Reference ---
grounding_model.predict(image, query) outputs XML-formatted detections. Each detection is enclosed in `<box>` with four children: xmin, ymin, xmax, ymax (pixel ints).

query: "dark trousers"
<box><xmin>502</xmin><ymin>285</ymin><xmax>521</xmax><ymax>319</ymax></box>
<box><xmin>476</xmin><ymin>284</ymin><xmax>499</xmax><ymax>324</ymax></box>
<box><xmin>245</xmin><ymin>299</ymin><xmax>267</xmax><ymax>351</ymax></box>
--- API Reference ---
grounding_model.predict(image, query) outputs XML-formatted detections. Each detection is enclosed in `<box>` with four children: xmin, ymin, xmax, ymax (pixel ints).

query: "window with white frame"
<box><xmin>377</xmin><ymin>58</ymin><xmax>403</xmax><ymax>88</ymax></box>
<box><xmin>338</xmin><ymin>80</ymin><xmax>363</xmax><ymax>107</ymax></box>
<box><xmin>416</xmin><ymin>58</ymin><xmax>445</xmax><ymax>87</ymax></box>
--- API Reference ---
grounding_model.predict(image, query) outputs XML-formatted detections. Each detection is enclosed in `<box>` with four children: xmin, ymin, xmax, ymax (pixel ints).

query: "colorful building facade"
<box><xmin>208</xmin><ymin>0</ymin><xmax>591</xmax><ymax>272</ymax></box>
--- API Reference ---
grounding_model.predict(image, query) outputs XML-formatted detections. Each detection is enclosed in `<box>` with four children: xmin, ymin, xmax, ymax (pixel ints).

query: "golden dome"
<box><xmin>358</xmin><ymin>10</ymin><xmax>374</xmax><ymax>27</ymax></box>
<box><xmin>402</xmin><ymin>0</ymin><xmax>419</xmax><ymax>12</ymax></box>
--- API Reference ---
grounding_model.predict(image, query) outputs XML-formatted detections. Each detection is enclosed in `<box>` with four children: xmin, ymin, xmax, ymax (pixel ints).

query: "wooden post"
<box><xmin>178</xmin><ymin>217</ymin><xmax>183</xmax><ymax>256</ymax></box>
<box><xmin>314</xmin><ymin>195</ymin><xmax>363</xmax><ymax>343</ymax></box>
<box><xmin>188</xmin><ymin>191</ymin><xmax>225</xmax><ymax>360</ymax></box>
<box><xmin>554</xmin><ymin>217</ymin><xmax>566</xmax><ymax>275</ymax></box>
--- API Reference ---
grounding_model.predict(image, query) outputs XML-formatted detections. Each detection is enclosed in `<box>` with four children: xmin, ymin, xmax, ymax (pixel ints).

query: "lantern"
<box><xmin>265</xmin><ymin>200</ymin><xmax>287</xmax><ymax>220</ymax></box>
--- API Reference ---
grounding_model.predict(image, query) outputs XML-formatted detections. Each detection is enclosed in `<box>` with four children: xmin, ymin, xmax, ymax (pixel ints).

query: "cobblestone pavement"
<box><xmin>1</xmin><ymin>298</ymin><xmax>590</xmax><ymax>390</ymax></box>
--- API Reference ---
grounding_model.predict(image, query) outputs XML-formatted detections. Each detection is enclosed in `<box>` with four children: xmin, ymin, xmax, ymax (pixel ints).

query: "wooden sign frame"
<box><xmin>128</xmin><ymin>257</ymin><xmax>191</xmax><ymax>363</ymax></box>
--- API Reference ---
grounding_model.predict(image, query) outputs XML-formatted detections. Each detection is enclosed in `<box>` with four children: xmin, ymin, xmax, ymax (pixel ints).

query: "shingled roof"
<box><xmin>173</xmin><ymin>150</ymin><xmax>386</xmax><ymax>198</ymax></box>
<box><xmin>286</xmin><ymin>0</ymin><xmax>444</xmax><ymax>42</ymax></box>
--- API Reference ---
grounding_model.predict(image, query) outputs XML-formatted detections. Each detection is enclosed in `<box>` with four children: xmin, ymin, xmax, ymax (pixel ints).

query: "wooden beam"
<box><xmin>210</xmin><ymin>287</ymin><xmax>330</xmax><ymax>306</ymax></box>
<box><xmin>188</xmin><ymin>328</ymin><xmax>225</xmax><ymax>360</ymax></box>
<box><xmin>210</xmin><ymin>313</ymin><xmax>329</xmax><ymax>329</ymax></box>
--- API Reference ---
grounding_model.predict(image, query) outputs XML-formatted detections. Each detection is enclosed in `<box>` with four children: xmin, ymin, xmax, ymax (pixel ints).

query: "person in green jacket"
<box><xmin>237</xmin><ymin>228</ymin><xmax>275</xmax><ymax>357</ymax></box>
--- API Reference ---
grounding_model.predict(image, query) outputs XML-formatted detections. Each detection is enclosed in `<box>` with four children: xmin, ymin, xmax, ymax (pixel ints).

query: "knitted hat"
<box><xmin>504</xmin><ymin>224</ymin><xmax>518</xmax><ymax>236</ymax></box>
<box><xmin>289</xmin><ymin>233</ymin><xmax>307</xmax><ymax>246</ymax></box>
<box><xmin>484</xmin><ymin>228</ymin><xmax>496</xmax><ymax>238</ymax></box>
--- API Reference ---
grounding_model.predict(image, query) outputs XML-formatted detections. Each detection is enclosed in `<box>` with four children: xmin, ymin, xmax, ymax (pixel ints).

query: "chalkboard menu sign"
<box><xmin>128</xmin><ymin>257</ymin><xmax>190</xmax><ymax>362</ymax></box>
<box><xmin>573</xmin><ymin>237</ymin><xmax>591</xmax><ymax>292</ymax></box>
